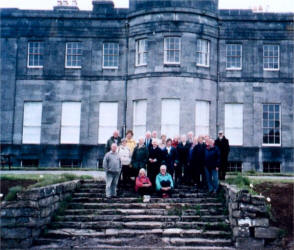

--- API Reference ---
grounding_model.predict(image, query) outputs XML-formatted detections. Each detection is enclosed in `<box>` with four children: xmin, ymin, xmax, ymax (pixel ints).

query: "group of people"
<box><xmin>103</xmin><ymin>129</ymin><xmax>230</xmax><ymax>199</ymax></box>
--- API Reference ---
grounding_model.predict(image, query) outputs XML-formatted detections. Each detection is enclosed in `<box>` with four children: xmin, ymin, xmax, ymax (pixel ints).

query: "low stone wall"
<box><xmin>221</xmin><ymin>183</ymin><xmax>281</xmax><ymax>249</ymax></box>
<box><xmin>0</xmin><ymin>180</ymin><xmax>81</xmax><ymax>249</ymax></box>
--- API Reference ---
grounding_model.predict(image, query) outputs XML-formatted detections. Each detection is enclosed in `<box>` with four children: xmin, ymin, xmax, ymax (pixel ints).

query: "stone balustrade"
<box><xmin>0</xmin><ymin>180</ymin><xmax>81</xmax><ymax>249</ymax></box>
<box><xmin>221</xmin><ymin>183</ymin><xmax>282</xmax><ymax>249</ymax></box>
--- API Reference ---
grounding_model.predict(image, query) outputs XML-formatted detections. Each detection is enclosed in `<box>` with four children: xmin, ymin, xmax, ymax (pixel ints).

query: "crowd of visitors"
<box><xmin>103</xmin><ymin>129</ymin><xmax>230</xmax><ymax>199</ymax></box>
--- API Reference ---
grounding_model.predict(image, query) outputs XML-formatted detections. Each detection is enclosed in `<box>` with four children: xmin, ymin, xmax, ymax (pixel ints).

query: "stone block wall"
<box><xmin>222</xmin><ymin>183</ymin><xmax>282</xmax><ymax>249</ymax></box>
<box><xmin>0</xmin><ymin>180</ymin><xmax>81</xmax><ymax>249</ymax></box>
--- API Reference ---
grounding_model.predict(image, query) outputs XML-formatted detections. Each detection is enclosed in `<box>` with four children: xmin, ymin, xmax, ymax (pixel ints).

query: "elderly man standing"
<box><xmin>105</xmin><ymin>130</ymin><xmax>121</xmax><ymax>153</ymax></box>
<box><xmin>103</xmin><ymin>143</ymin><xmax>122</xmax><ymax>198</ymax></box>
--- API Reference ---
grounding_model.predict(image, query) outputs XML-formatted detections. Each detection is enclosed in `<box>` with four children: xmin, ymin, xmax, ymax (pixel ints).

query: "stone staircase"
<box><xmin>32</xmin><ymin>180</ymin><xmax>235</xmax><ymax>249</ymax></box>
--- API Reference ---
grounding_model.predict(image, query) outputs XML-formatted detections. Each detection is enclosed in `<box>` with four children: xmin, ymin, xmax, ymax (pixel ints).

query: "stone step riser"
<box><xmin>42</xmin><ymin>231</ymin><xmax>231</xmax><ymax>240</ymax></box>
<box><xmin>56</xmin><ymin>215</ymin><xmax>226</xmax><ymax>223</ymax></box>
<box><xmin>70</xmin><ymin>198</ymin><xmax>220</xmax><ymax>203</ymax></box>
<box><xmin>50</xmin><ymin>222</ymin><xmax>230</xmax><ymax>231</ymax></box>
<box><xmin>63</xmin><ymin>209</ymin><xmax>222</xmax><ymax>216</ymax></box>
<box><xmin>68</xmin><ymin>203</ymin><xmax>223</xmax><ymax>210</ymax></box>
<box><xmin>73</xmin><ymin>193</ymin><xmax>210</xmax><ymax>198</ymax></box>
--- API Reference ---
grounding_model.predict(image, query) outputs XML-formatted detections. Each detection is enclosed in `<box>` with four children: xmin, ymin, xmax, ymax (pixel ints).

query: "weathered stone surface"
<box><xmin>251</xmin><ymin>195</ymin><xmax>266</xmax><ymax>205</ymax></box>
<box><xmin>239</xmin><ymin>203</ymin><xmax>267</xmax><ymax>214</ymax></box>
<box><xmin>238</xmin><ymin>218</ymin><xmax>269</xmax><ymax>227</ymax></box>
<box><xmin>1</xmin><ymin>200</ymin><xmax>39</xmax><ymax>209</ymax></box>
<box><xmin>236</xmin><ymin>237</ymin><xmax>264</xmax><ymax>249</ymax></box>
<box><xmin>38</xmin><ymin>196</ymin><xmax>54</xmax><ymax>207</ymax></box>
<box><xmin>233</xmin><ymin>227</ymin><xmax>250</xmax><ymax>237</ymax></box>
<box><xmin>255</xmin><ymin>227</ymin><xmax>281</xmax><ymax>239</ymax></box>
<box><xmin>232</xmin><ymin>210</ymin><xmax>242</xmax><ymax>218</ymax></box>
<box><xmin>1</xmin><ymin>227</ymin><xmax>32</xmax><ymax>239</ymax></box>
<box><xmin>1</xmin><ymin>208</ymin><xmax>39</xmax><ymax>217</ymax></box>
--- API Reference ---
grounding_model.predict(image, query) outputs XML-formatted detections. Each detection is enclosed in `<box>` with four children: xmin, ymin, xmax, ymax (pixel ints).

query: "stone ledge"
<box><xmin>0</xmin><ymin>180</ymin><xmax>81</xmax><ymax>249</ymax></box>
<box><xmin>221</xmin><ymin>182</ymin><xmax>282</xmax><ymax>249</ymax></box>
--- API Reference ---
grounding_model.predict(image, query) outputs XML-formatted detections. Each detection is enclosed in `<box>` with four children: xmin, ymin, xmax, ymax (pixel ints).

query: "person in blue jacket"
<box><xmin>204</xmin><ymin>138</ymin><xmax>221</xmax><ymax>194</ymax></box>
<box><xmin>156</xmin><ymin>165</ymin><xmax>174</xmax><ymax>198</ymax></box>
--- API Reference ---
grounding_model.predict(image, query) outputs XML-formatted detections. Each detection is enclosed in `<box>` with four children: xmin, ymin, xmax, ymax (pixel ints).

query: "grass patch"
<box><xmin>226</xmin><ymin>174</ymin><xmax>251</xmax><ymax>189</ymax></box>
<box><xmin>1</xmin><ymin>173</ymin><xmax>93</xmax><ymax>190</ymax></box>
<box><xmin>227</xmin><ymin>171</ymin><xmax>294</xmax><ymax>177</ymax></box>
<box><xmin>5</xmin><ymin>185</ymin><xmax>23</xmax><ymax>201</ymax></box>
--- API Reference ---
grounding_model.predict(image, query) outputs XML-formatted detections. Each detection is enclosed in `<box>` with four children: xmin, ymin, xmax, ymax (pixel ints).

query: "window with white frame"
<box><xmin>103</xmin><ymin>43</ymin><xmax>119</xmax><ymax>68</ymax></box>
<box><xmin>133</xmin><ymin>100</ymin><xmax>147</xmax><ymax>141</ymax></box>
<box><xmin>60</xmin><ymin>102</ymin><xmax>81</xmax><ymax>144</ymax></box>
<box><xmin>65</xmin><ymin>42</ymin><xmax>82</xmax><ymax>68</ymax></box>
<box><xmin>27</xmin><ymin>42</ymin><xmax>44</xmax><ymax>68</ymax></box>
<box><xmin>225</xmin><ymin>104</ymin><xmax>243</xmax><ymax>146</ymax></box>
<box><xmin>263</xmin><ymin>104</ymin><xmax>281</xmax><ymax>145</ymax></box>
<box><xmin>263</xmin><ymin>45</ymin><xmax>279</xmax><ymax>70</ymax></box>
<box><xmin>22</xmin><ymin>102</ymin><xmax>42</xmax><ymax>144</ymax></box>
<box><xmin>226</xmin><ymin>44</ymin><xmax>242</xmax><ymax>70</ymax></box>
<box><xmin>164</xmin><ymin>37</ymin><xmax>181</xmax><ymax>64</ymax></box>
<box><xmin>136</xmin><ymin>39</ymin><xmax>147</xmax><ymax>66</ymax></box>
<box><xmin>195</xmin><ymin>101</ymin><xmax>210</xmax><ymax>137</ymax></box>
<box><xmin>161</xmin><ymin>99</ymin><xmax>180</xmax><ymax>138</ymax></box>
<box><xmin>196</xmin><ymin>39</ymin><xmax>210</xmax><ymax>67</ymax></box>
<box><xmin>98</xmin><ymin>102</ymin><xmax>118</xmax><ymax>144</ymax></box>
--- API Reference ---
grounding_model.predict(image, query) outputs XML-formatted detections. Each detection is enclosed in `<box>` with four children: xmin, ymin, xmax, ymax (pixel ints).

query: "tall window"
<box><xmin>136</xmin><ymin>39</ymin><xmax>147</xmax><ymax>66</ymax></box>
<box><xmin>263</xmin><ymin>45</ymin><xmax>279</xmax><ymax>70</ymax></box>
<box><xmin>263</xmin><ymin>162</ymin><xmax>280</xmax><ymax>173</ymax></box>
<box><xmin>164</xmin><ymin>37</ymin><xmax>181</xmax><ymax>64</ymax></box>
<box><xmin>226</xmin><ymin>44</ymin><xmax>242</xmax><ymax>70</ymax></box>
<box><xmin>65</xmin><ymin>42</ymin><xmax>82</xmax><ymax>68</ymax></box>
<box><xmin>263</xmin><ymin>104</ymin><xmax>281</xmax><ymax>145</ymax></box>
<box><xmin>103</xmin><ymin>43</ymin><xmax>119</xmax><ymax>68</ymax></box>
<box><xmin>22</xmin><ymin>102</ymin><xmax>42</xmax><ymax>144</ymax></box>
<box><xmin>225</xmin><ymin>104</ymin><xmax>243</xmax><ymax>146</ymax></box>
<box><xmin>195</xmin><ymin>101</ymin><xmax>210</xmax><ymax>137</ymax></box>
<box><xmin>98</xmin><ymin>102</ymin><xmax>118</xmax><ymax>144</ymax></box>
<box><xmin>60</xmin><ymin>102</ymin><xmax>81</xmax><ymax>144</ymax></box>
<box><xmin>133</xmin><ymin>100</ymin><xmax>147</xmax><ymax>141</ymax></box>
<box><xmin>196</xmin><ymin>39</ymin><xmax>210</xmax><ymax>67</ymax></box>
<box><xmin>27</xmin><ymin>42</ymin><xmax>44</xmax><ymax>68</ymax></box>
<box><xmin>161</xmin><ymin>99</ymin><xmax>180</xmax><ymax>138</ymax></box>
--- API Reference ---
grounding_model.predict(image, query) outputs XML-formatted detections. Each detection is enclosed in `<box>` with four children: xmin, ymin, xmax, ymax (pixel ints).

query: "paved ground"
<box><xmin>0</xmin><ymin>170</ymin><xmax>293</xmax><ymax>181</ymax></box>
<box><xmin>0</xmin><ymin>170</ymin><xmax>105</xmax><ymax>180</ymax></box>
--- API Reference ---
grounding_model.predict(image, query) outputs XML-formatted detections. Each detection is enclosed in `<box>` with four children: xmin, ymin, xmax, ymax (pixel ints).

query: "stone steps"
<box><xmin>41</xmin><ymin>228</ymin><xmax>232</xmax><ymax>239</ymax></box>
<box><xmin>64</xmin><ymin>208</ymin><xmax>222</xmax><ymax>216</ymax></box>
<box><xmin>68</xmin><ymin>202</ymin><xmax>223</xmax><ymax>210</ymax></box>
<box><xmin>70</xmin><ymin>197</ymin><xmax>219</xmax><ymax>203</ymax></box>
<box><xmin>56</xmin><ymin>214</ymin><xmax>227</xmax><ymax>223</ymax></box>
<box><xmin>32</xmin><ymin>181</ymin><xmax>234</xmax><ymax>249</ymax></box>
<box><xmin>50</xmin><ymin>221</ymin><xmax>230</xmax><ymax>230</ymax></box>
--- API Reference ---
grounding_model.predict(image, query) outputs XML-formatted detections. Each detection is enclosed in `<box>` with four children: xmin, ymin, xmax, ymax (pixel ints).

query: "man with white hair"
<box><xmin>105</xmin><ymin>130</ymin><xmax>121</xmax><ymax>153</ymax></box>
<box><xmin>144</xmin><ymin>131</ymin><xmax>152</xmax><ymax>151</ymax></box>
<box><xmin>187</xmin><ymin>131</ymin><xmax>194</xmax><ymax>144</ymax></box>
<box><xmin>103</xmin><ymin>143</ymin><xmax>122</xmax><ymax>198</ymax></box>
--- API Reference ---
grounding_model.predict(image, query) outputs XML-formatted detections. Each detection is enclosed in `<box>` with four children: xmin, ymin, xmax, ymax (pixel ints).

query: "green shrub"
<box><xmin>5</xmin><ymin>185</ymin><xmax>23</xmax><ymax>201</ymax></box>
<box><xmin>226</xmin><ymin>174</ymin><xmax>250</xmax><ymax>189</ymax></box>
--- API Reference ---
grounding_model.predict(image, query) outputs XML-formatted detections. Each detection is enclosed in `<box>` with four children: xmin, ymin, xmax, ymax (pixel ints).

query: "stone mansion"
<box><xmin>1</xmin><ymin>0</ymin><xmax>293</xmax><ymax>172</ymax></box>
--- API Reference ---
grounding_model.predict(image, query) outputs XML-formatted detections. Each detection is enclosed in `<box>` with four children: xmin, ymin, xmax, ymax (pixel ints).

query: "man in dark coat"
<box><xmin>214</xmin><ymin>130</ymin><xmax>230</xmax><ymax>180</ymax></box>
<box><xmin>131</xmin><ymin>137</ymin><xmax>149</xmax><ymax>177</ymax></box>
<box><xmin>144</xmin><ymin>131</ymin><xmax>153</xmax><ymax>152</ymax></box>
<box><xmin>105</xmin><ymin>130</ymin><xmax>122</xmax><ymax>153</ymax></box>
<box><xmin>175</xmin><ymin>135</ymin><xmax>191</xmax><ymax>185</ymax></box>
<box><xmin>191</xmin><ymin>136</ymin><xmax>206</xmax><ymax>188</ymax></box>
<box><xmin>162</xmin><ymin>138</ymin><xmax>177</xmax><ymax>178</ymax></box>
<box><xmin>147</xmin><ymin>139</ymin><xmax>163</xmax><ymax>188</ymax></box>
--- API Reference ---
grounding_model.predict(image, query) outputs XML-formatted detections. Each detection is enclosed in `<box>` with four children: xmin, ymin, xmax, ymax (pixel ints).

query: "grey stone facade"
<box><xmin>1</xmin><ymin>0</ymin><xmax>293</xmax><ymax>171</ymax></box>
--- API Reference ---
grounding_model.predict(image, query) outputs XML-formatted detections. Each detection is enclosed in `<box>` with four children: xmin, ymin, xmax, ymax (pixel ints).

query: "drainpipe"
<box><xmin>216</xmin><ymin>22</ymin><xmax>220</xmax><ymax>137</ymax></box>
<box><xmin>123</xmin><ymin>20</ymin><xmax>129</xmax><ymax>137</ymax></box>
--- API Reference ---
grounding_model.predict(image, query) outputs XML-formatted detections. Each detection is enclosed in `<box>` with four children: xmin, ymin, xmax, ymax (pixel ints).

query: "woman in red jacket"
<box><xmin>135</xmin><ymin>168</ymin><xmax>152</xmax><ymax>195</ymax></box>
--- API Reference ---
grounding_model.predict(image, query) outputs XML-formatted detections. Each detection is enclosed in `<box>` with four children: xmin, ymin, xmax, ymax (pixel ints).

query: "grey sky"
<box><xmin>0</xmin><ymin>0</ymin><xmax>293</xmax><ymax>12</ymax></box>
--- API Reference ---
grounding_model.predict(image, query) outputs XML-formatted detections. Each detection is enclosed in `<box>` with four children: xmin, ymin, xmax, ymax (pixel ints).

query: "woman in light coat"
<box><xmin>118</xmin><ymin>138</ymin><xmax>132</xmax><ymax>186</ymax></box>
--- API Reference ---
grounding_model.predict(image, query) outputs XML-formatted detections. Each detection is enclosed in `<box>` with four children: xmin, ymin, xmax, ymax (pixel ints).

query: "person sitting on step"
<box><xmin>156</xmin><ymin>165</ymin><xmax>174</xmax><ymax>198</ymax></box>
<box><xmin>135</xmin><ymin>168</ymin><xmax>152</xmax><ymax>196</ymax></box>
